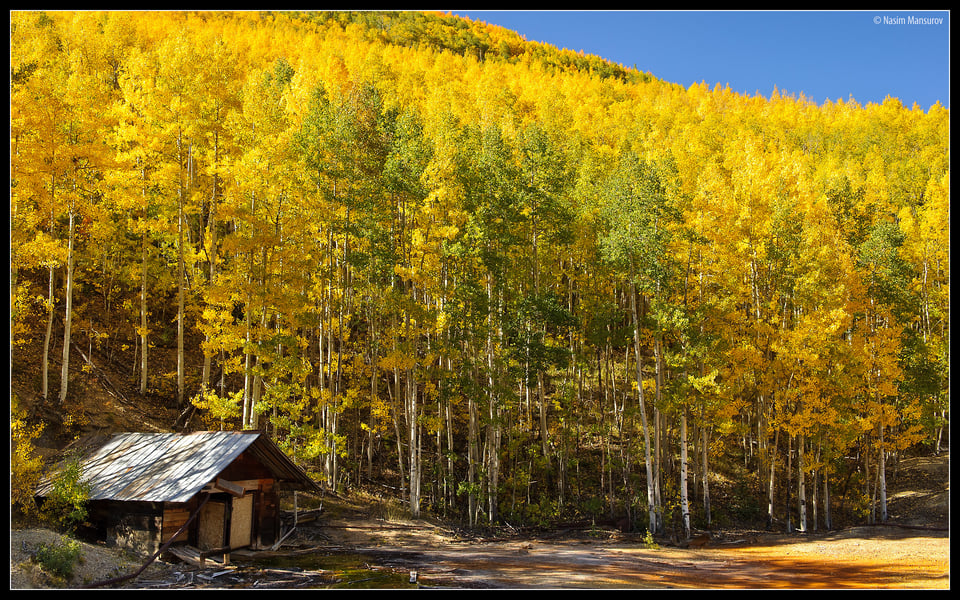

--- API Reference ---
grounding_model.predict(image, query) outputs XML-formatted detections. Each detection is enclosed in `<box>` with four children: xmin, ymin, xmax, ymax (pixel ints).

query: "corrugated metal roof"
<box><xmin>36</xmin><ymin>431</ymin><xmax>318</xmax><ymax>503</ymax></box>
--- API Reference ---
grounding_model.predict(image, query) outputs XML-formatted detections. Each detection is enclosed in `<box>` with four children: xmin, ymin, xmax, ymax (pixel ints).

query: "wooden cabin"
<box><xmin>35</xmin><ymin>431</ymin><xmax>321</xmax><ymax>559</ymax></box>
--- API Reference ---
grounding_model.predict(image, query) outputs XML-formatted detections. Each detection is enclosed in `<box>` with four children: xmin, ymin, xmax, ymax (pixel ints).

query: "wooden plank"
<box><xmin>215</xmin><ymin>478</ymin><xmax>245</xmax><ymax>498</ymax></box>
<box><xmin>229</xmin><ymin>479</ymin><xmax>269</xmax><ymax>492</ymax></box>
<box><xmin>202</xmin><ymin>478</ymin><xmax>265</xmax><ymax>495</ymax></box>
<box><xmin>198</xmin><ymin>501</ymin><xmax>225</xmax><ymax>550</ymax></box>
<box><xmin>167</xmin><ymin>545</ymin><xmax>228</xmax><ymax>568</ymax></box>
<box><xmin>229</xmin><ymin>494</ymin><xmax>253</xmax><ymax>550</ymax></box>
<box><xmin>162</xmin><ymin>506</ymin><xmax>191</xmax><ymax>544</ymax></box>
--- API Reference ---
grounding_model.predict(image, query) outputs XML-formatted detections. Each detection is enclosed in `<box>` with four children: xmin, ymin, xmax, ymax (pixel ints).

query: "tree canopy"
<box><xmin>11</xmin><ymin>10</ymin><xmax>949</xmax><ymax>533</ymax></box>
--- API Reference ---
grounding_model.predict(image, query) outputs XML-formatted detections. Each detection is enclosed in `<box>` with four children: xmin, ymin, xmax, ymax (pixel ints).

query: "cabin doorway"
<box><xmin>197</xmin><ymin>492</ymin><xmax>256</xmax><ymax>551</ymax></box>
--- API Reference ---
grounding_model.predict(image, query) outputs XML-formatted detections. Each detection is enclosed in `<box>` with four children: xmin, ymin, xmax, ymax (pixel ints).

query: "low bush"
<box><xmin>41</xmin><ymin>453</ymin><xmax>91</xmax><ymax>532</ymax></box>
<box><xmin>33</xmin><ymin>536</ymin><xmax>83</xmax><ymax>580</ymax></box>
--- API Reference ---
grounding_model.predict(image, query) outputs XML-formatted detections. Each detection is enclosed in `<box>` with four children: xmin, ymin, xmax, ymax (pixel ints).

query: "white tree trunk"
<box><xmin>201</xmin><ymin>135</ymin><xmax>219</xmax><ymax>394</ymax></box>
<box><xmin>798</xmin><ymin>435</ymin><xmax>807</xmax><ymax>533</ymax></box>
<box><xmin>140</xmin><ymin>229</ymin><xmax>149</xmax><ymax>396</ymax></box>
<box><xmin>42</xmin><ymin>266</ymin><xmax>54</xmax><ymax>401</ymax></box>
<box><xmin>879</xmin><ymin>425</ymin><xmax>888</xmax><ymax>522</ymax></box>
<box><xmin>630</xmin><ymin>282</ymin><xmax>657</xmax><ymax>534</ymax></box>
<box><xmin>823</xmin><ymin>468</ymin><xmax>832</xmax><ymax>529</ymax></box>
<box><xmin>702</xmin><ymin>425</ymin><xmax>711</xmax><ymax>526</ymax></box>
<box><xmin>177</xmin><ymin>207</ymin><xmax>185</xmax><ymax>407</ymax></box>
<box><xmin>408</xmin><ymin>363</ymin><xmax>420</xmax><ymax>518</ymax></box>
<box><xmin>468</xmin><ymin>390</ymin><xmax>478</xmax><ymax>527</ymax></box>
<box><xmin>58</xmin><ymin>207</ymin><xmax>75</xmax><ymax>405</ymax></box>
<box><xmin>767</xmin><ymin>426</ymin><xmax>779</xmax><ymax>529</ymax></box>
<box><xmin>680</xmin><ymin>407</ymin><xmax>691</xmax><ymax>538</ymax></box>
<box><xmin>242</xmin><ymin>303</ymin><xmax>253</xmax><ymax>429</ymax></box>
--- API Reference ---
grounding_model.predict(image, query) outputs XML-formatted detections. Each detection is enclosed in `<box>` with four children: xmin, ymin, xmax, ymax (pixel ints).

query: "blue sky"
<box><xmin>453</xmin><ymin>10</ymin><xmax>950</xmax><ymax>111</ymax></box>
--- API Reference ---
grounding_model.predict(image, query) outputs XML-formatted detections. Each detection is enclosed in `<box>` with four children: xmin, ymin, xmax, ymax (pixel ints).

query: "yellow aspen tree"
<box><xmin>13</xmin><ymin>12</ymin><xmax>119</xmax><ymax>405</ymax></box>
<box><xmin>11</xmin><ymin>12</ymin><xmax>72</xmax><ymax>401</ymax></box>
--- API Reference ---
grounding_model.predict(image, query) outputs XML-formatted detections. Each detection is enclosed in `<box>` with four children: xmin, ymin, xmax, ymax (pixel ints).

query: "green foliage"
<box><xmin>643</xmin><ymin>529</ymin><xmax>659</xmax><ymax>549</ymax></box>
<box><xmin>506</xmin><ymin>291</ymin><xmax>577</xmax><ymax>379</ymax></box>
<box><xmin>33</xmin><ymin>535</ymin><xmax>83</xmax><ymax>580</ymax></box>
<box><xmin>858</xmin><ymin>219</ymin><xmax>917</xmax><ymax>318</ymax></box>
<box><xmin>598</xmin><ymin>154</ymin><xmax>678</xmax><ymax>290</ymax></box>
<box><xmin>41</xmin><ymin>454</ymin><xmax>91</xmax><ymax>532</ymax></box>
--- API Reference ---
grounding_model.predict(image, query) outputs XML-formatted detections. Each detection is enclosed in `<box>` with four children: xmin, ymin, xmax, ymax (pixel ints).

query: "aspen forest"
<box><xmin>11</xmin><ymin>11</ymin><xmax>949</xmax><ymax>538</ymax></box>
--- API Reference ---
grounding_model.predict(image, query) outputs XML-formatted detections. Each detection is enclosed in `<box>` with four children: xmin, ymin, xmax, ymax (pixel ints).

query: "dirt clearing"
<box><xmin>294</xmin><ymin>521</ymin><xmax>948</xmax><ymax>589</ymax></box>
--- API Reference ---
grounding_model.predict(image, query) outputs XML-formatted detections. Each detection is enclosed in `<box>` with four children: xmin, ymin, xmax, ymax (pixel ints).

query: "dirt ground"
<box><xmin>291</xmin><ymin>495</ymin><xmax>950</xmax><ymax>589</ymax></box>
<box><xmin>11</xmin><ymin>452</ymin><xmax>949</xmax><ymax>589</ymax></box>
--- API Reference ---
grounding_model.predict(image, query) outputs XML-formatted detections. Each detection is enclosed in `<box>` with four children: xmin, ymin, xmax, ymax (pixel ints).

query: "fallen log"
<box><xmin>281</xmin><ymin>507</ymin><xmax>323</xmax><ymax>524</ymax></box>
<box><xmin>878</xmin><ymin>522</ymin><xmax>949</xmax><ymax>532</ymax></box>
<box><xmin>682</xmin><ymin>533</ymin><xmax>711</xmax><ymax>549</ymax></box>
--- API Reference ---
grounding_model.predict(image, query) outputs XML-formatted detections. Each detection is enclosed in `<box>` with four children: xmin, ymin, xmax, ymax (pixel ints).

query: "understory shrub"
<box><xmin>41</xmin><ymin>453</ymin><xmax>91</xmax><ymax>532</ymax></box>
<box><xmin>33</xmin><ymin>536</ymin><xmax>83</xmax><ymax>579</ymax></box>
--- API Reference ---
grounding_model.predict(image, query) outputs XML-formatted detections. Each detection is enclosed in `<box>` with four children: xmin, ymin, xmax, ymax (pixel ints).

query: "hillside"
<box><xmin>12</xmin><ymin>308</ymin><xmax>187</xmax><ymax>459</ymax></box>
<box><xmin>11</xmin><ymin>10</ymin><xmax>949</xmax><ymax>543</ymax></box>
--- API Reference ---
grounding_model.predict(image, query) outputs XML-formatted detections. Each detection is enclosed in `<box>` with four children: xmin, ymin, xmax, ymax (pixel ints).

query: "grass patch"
<box><xmin>33</xmin><ymin>535</ymin><xmax>83</xmax><ymax>580</ymax></box>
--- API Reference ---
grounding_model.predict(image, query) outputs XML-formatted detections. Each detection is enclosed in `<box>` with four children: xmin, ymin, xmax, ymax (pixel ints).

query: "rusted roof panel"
<box><xmin>35</xmin><ymin>431</ymin><xmax>318</xmax><ymax>503</ymax></box>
